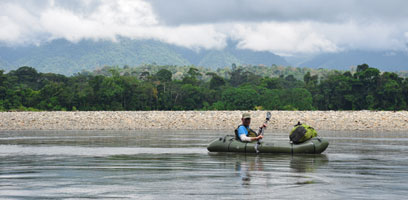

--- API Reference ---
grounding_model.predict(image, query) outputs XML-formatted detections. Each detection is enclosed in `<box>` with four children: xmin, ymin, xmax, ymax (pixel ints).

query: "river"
<box><xmin>1</xmin><ymin>130</ymin><xmax>407</xmax><ymax>199</ymax></box>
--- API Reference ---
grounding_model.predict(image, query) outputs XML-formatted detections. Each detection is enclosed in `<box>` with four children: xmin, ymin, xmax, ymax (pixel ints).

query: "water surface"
<box><xmin>1</xmin><ymin>130</ymin><xmax>407</xmax><ymax>199</ymax></box>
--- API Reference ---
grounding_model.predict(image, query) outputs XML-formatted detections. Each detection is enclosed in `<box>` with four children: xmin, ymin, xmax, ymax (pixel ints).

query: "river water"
<box><xmin>0</xmin><ymin>130</ymin><xmax>407</xmax><ymax>199</ymax></box>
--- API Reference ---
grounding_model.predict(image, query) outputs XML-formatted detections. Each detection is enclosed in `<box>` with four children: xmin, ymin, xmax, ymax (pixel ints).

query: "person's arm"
<box><xmin>240</xmin><ymin>134</ymin><xmax>262</xmax><ymax>142</ymax></box>
<box><xmin>239</xmin><ymin>134</ymin><xmax>252</xmax><ymax>142</ymax></box>
<box><xmin>238</xmin><ymin>126</ymin><xmax>263</xmax><ymax>142</ymax></box>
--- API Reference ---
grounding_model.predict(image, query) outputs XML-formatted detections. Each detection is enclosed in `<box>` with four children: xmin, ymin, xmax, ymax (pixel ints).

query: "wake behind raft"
<box><xmin>207</xmin><ymin>135</ymin><xmax>329</xmax><ymax>154</ymax></box>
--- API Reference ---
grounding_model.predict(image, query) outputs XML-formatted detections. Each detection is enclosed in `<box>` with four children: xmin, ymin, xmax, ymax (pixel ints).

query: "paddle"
<box><xmin>255</xmin><ymin>111</ymin><xmax>271</xmax><ymax>153</ymax></box>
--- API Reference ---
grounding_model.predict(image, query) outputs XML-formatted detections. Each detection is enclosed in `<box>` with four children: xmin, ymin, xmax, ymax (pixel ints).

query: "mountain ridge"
<box><xmin>296</xmin><ymin>50</ymin><xmax>408</xmax><ymax>71</ymax></box>
<box><xmin>1</xmin><ymin>39</ymin><xmax>408</xmax><ymax>75</ymax></box>
<box><xmin>0</xmin><ymin>39</ymin><xmax>289</xmax><ymax>75</ymax></box>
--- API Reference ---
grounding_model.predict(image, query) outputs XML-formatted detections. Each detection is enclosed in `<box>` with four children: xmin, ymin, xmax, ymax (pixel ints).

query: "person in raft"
<box><xmin>235</xmin><ymin>113</ymin><xmax>265</xmax><ymax>142</ymax></box>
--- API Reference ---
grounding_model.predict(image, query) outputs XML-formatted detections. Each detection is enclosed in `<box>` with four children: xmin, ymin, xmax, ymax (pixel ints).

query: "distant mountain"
<box><xmin>0</xmin><ymin>58</ymin><xmax>8</xmax><ymax>68</ymax></box>
<box><xmin>173</xmin><ymin>41</ymin><xmax>289</xmax><ymax>68</ymax></box>
<box><xmin>0</xmin><ymin>39</ymin><xmax>190</xmax><ymax>75</ymax></box>
<box><xmin>296</xmin><ymin>50</ymin><xmax>408</xmax><ymax>71</ymax></box>
<box><xmin>3</xmin><ymin>38</ymin><xmax>407</xmax><ymax>75</ymax></box>
<box><xmin>0</xmin><ymin>39</ymin><xmax>289</xmax><ymax>75</ymax></box>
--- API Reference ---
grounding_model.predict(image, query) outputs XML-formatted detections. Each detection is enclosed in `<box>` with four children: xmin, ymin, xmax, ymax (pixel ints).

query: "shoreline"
<box><xmin>1</xmin><ymin>111</ymin><xmax>407</xmax><ymax>132</ymax></box>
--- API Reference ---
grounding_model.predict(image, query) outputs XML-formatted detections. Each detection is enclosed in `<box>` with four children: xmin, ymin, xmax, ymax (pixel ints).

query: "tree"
<box><xmin>221</xmin><ymin>87</ymin><xmax>258</xmax><ymax>110</ymax></box>
<box><xmin>38</xmin><ymin>82</ymin><xmax>65</xmax><ymax>110</ymax></box>
<box><xmin>229</xmin><ymin>67</ymin><xmax>261</xmax><ymax>87</ymax></box>
<box><xmin>304</xmin><ymin>72</ymin><xmax>318</xmax><ymax>86</ymax></box>
<box><xmin>206</xmin><ymin>72</ymin><xmax>226</xmax><ymax>89</ymax></box>
<box><xmin>259</xmin><ymin>89</ymin><xmax>282</xmax><ymax>110</ymax></box>
<box><xmin>316</xmin><ymin>74</ymin><xmax>355</xmax><ymax>110</ymax></box>
<box><xmin>187</xmin><ymin>67</ymin><xmax>200</xmax><ymax>78</ymax></box>
<box><xmin>286</xmin><ymin>88</ymin><xmax>314</xmax><ymax>110</ymax></box>
<box><xmin>139</xmin><ymin>71</ymin><xmax>150</xmax><ymax>81</ymax></box>
<box><xmin>155</xmin><ymin>69</ymin><xmax>172</xmax><ymax>82</ymax></box>
<box><xmin>70</xmin><ymin>74</ymin><xmax>93</xmax><ymax>110</ymax></box>
<box><xmin>174</xmin><ymin>84</ymin><xmax>204</xmax><ymax>110</ymax></box>
<box><xmin>229</xmin><ymin>68</ymin><xmax>245</xmax><ymax>87</ymax></box>
<box><xmin>0</xmin><ymin>70</ymin><xmax>7</xmax><ymax>109</ymax></box>
<box><xmin>376</xmin><ymin>72</ymin><xmax>405</xmax><ymax>110</ymax></box>
<box><xmin>182</xmin><ymin>67</ymin><xmax>201</xmax><ymax>85</ymax></box>
<box><xmin>1</xmin><ymin>64</ymin><xmax>407</xmax><ymax>111</ymax></box>
<box><xmin>351</xmin><ymin>65</ymin><xmax>380</xmax><ymax>110</ymax></box>
<box><xmin>356</xmin><ymin>63</ymin><xmax>369</xmax><ymax>73</ymax></box>
<box><xmin>261</xmin><ymin>77</ymin><xmax>283</xmax><ymax>89</ymax></box>
<box><xmin>126</xmin><ymin>82</ymin><xmax>157</xmax><ymax>110</ymax></box>
<box><xmin>403</xmin><ymin>78</ymin><xmax>408</xmax><ymax>108</ymax></box>
<box><xmin>8</xmin><ymin>66</ymin><xmax>40</xmax><ymax>89</ymax></box>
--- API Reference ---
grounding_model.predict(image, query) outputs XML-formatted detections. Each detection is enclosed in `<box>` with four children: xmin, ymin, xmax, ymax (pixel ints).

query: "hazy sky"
<box><xmin>1</xmin><ymin>0</ymin><xmax>408</xmax><ymax>56</ymax></box>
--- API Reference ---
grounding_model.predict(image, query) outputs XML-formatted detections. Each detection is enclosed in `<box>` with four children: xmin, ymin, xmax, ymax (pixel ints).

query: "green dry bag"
<box><xmin>289</xmin><ymin>122</ymin><xmax>317</xmax><ymax>144</ymax></box>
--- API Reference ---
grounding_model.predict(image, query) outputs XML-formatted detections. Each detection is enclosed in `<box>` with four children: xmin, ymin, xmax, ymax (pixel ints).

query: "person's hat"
<box><xmin>242</xmin><ymin>113</ymin><xmax>251</xmax><ymax>119</ymax></box>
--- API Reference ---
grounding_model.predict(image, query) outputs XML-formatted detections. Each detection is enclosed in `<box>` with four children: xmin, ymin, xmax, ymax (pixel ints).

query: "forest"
<box><xmin>0</xmin><ymin>64</ymin><xmax>407</xmax><ymax>111</ymax></box>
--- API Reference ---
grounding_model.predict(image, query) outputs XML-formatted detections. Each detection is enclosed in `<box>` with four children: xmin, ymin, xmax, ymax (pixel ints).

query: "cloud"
<box><xmin>230</xmin><ymin>22</ymin><xmax>339</xmax><ymax>56</ymax></box>
<box><xmin>1</xmin><ymin>0</ymin><xmax>408</xmax><ymax>55</ymax></box>
<box><xmin>0</xmin><ymin>16</ymin><xmax>20</xmax><ymax>42</ymax></box>
<box><xmin>0</xmin><ymin>0</ymin><xmax>226</xmax><ymax>50</ymax></box>
<box><xmin>0</xmin><ymin>2</ymin><xmax>44</xmax><ymax>44</ymax></box>
<box><xmin>150</xmin><ymin>0</ymin><xmax>408</xmax><ymax>25</ymax></box>
<box><xmin>321</xmin><ymin>21</ymin><xmax>408</xmax><ymax>51</ymax></box>
<box><xmin>228</xmin><ymin>20</ymin><xmax>408</xmax><ymax>56</ymax></box>
<box><xmin>39</xmin><ymin>0</ymin><xmax>159</xmax><ymax>42</ymax></box>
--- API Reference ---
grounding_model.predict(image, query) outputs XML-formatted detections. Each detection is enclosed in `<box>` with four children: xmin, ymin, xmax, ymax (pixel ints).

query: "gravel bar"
<box><xmin>1</xmin><ymin>111</ymin><xmax>408</xmax><ymax>131</ymax></box>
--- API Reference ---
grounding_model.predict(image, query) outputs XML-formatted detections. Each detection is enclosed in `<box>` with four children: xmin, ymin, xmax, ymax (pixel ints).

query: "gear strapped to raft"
<box><xmin>289</xmin><ymin>121</ymin><xmax>318</xmax><ymax>144</ymax></box>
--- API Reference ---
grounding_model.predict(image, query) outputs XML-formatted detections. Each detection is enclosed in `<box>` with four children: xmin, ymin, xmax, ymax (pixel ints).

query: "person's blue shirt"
<box><xmin>237</xmin><ymin>125</ymin><xmax>249</xmax><ymax>138</ymax></box>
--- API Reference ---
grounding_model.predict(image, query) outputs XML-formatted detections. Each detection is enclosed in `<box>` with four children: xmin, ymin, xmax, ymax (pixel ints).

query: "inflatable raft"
<box><xmin>207</xmin><ymin>135</ymin><xmax>329</xmax><ymax>154</ymax></box>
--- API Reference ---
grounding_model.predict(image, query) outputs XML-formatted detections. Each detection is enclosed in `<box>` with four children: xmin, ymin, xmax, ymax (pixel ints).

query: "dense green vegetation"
<box><xmin>1</xmin><ymin>64</ymin><xmax>407</xmax><ymax>111</ymax></box>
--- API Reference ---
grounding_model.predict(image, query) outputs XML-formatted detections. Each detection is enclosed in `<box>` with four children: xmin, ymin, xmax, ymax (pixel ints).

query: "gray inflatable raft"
<box><xmin>207</xmin><ymin>135</ymin><xmax>329</xmax><ymax>154</ymax></box>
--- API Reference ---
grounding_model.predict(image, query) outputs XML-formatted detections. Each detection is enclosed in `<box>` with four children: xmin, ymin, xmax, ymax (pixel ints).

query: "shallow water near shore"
<box><xmin>0</xmin><ymin>130</ymin><xmax>407</xmax><ymax>199</ymax></box>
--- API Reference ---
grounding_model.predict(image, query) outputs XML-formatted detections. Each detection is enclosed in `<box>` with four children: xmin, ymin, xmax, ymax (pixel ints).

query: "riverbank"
<box><xmin>1</xmin><ymin>111</ymin><xmax>407</xmax><ymax>131</ymax></box>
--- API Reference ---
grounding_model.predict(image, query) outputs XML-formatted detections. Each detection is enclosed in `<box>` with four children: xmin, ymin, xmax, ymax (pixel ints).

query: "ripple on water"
<box><xmin>0</xmin><ymin>130</ymin><xmax>407</xmax><ymax>199</ymax></box>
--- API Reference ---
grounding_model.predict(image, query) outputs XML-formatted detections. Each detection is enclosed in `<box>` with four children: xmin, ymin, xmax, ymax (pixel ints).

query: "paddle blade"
<box><xmin>266</xmin><ymin>112</ymin><xmax>271</xmax><ymax>121</ymax></box>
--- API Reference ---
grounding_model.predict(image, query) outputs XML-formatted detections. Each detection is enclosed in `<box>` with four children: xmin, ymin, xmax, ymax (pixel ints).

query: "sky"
<box><xmin>1</xmin><ymin>0</ymin><xmax>408</xmax><ymax>56</ymax></box>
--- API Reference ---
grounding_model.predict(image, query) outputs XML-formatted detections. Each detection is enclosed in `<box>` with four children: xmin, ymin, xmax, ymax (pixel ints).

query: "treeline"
<box><xmin>0</xmin><ymin>64</ymin><xmax>407</xmax><ymax>111</ymax></box>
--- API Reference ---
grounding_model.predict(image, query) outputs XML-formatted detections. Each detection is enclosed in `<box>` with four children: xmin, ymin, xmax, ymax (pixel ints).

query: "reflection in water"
<box><xmin>289</xmin><ymin>154</ymin><xmax>329</xmax><ymax>173</ymax></box>
<box><xmin>235</xmin><ymin>155</ymin><xmax>262</xmax><ymax>186</ymax></box>
<box><xmin>1</xmin><ymin>130</ymin><xmax>408</xmax><ymax>199</ymax></box>
<box><xmin>208</xmin><ymin>153</ymin><xmax>329</xmax><ymax>186</ymax></box>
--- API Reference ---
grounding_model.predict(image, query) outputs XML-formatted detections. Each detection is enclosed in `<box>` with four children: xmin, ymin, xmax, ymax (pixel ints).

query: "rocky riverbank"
<box><xmin>1</xmin><ymin>111</ymin><xmax>407</xmax><ymax>131</ymax></box>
